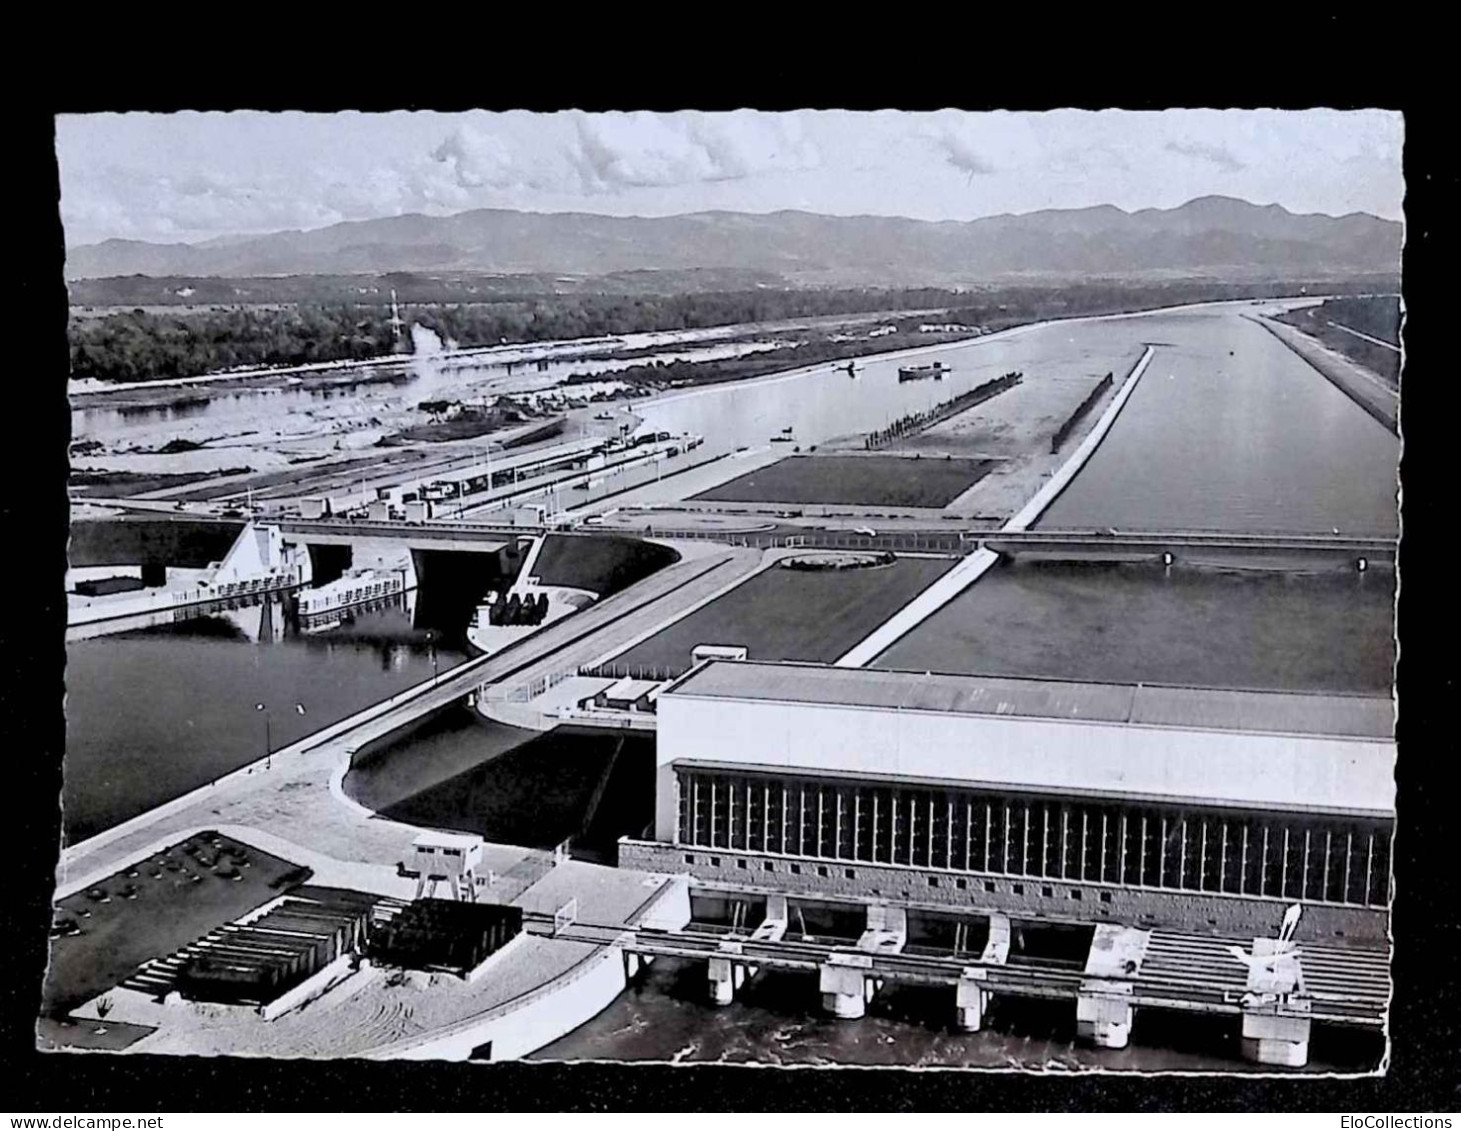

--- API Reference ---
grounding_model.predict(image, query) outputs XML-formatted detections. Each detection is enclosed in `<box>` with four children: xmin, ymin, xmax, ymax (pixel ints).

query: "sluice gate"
<box><xmin>614</xmin><ymin>924</ymin><xmax>1385</xmax><ymax>1025</ymax></box>
<box><xmin>527</xmin><ymin>908</ymin><xmax>1386</xmax><ymax>1067</ymax></box>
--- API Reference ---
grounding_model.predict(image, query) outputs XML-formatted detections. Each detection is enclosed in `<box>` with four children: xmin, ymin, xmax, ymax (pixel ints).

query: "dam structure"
<box><xmin>617</xmin><ymin>659</ymin><xmax>1393</xmax><ymax>1066</ymax></box>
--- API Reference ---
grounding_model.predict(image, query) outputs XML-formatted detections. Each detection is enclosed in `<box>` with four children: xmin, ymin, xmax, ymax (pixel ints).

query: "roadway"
<box><xmin>1328</xmin><ymin>320</ymin><xmax>1401</xmax><ymax>354</ymax></box>
<box><xmin>69</xmin><ymin>503</ymin><xmax>1395</xmax><ymax>566</ymax></box>
<box><xmin>980</xmin><ymin>528</ymin><xmax>1395</xmax><ymax>564</ymax></box>
<box><xmin>587</xmin><ymin>518</ymin><xmax>1394</xmax><ymax>564</ymax></box>
<box><xmin>59</xmin><ymin>545</ymin><xmax>766</xmax><ymax>887</ymax></box>
<box><xmin>277</xmin><ymin>517</ymin><xmax>521</xmax><ymax>554</ymax></box>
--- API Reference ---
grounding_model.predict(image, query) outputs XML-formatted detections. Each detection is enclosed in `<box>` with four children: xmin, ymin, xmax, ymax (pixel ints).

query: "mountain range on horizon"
<box><xmin>64</xmin><ymin>196</ymin><xmax>1403</xmax><ymax>286</ymax></box>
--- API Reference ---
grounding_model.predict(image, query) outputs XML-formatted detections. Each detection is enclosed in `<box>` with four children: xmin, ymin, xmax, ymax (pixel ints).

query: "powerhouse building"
<box><xmin>620</xmin><ymin>660</ymin><xmax>1395</xmax><ymax>944</ymax></box>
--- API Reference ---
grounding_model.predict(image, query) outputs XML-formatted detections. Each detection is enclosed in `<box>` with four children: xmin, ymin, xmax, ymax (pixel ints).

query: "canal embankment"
<box><xmin>863</xmin><ymin>372</ymin><xmax>1023</xmax><ymax>451</ymax></box>
<box><xmin>834</xmin><ymin>346</ymin><xmax>1156</xmax><ymax>667</ymax></box>
<box><xmin>1249</xmin><ymin>313</ymin><xmax>1398</xmax><ymax>435</ymax></box>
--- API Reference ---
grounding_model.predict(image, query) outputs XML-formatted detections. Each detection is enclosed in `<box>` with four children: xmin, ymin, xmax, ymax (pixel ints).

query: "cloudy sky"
<box><xmin>55</xmin><ymin>109</ymin><xmax>1404</xmax><ymax>247</ymax></box>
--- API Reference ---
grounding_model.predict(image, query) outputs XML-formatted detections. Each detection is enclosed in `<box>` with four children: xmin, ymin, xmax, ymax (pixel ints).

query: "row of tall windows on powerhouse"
<box><xmin>675</xmin><ymin>767</ymin><xmax>1391</xmax><ymax>908</ymax></box>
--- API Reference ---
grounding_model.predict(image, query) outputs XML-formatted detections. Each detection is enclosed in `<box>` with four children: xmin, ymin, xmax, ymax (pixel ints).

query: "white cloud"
<box><xmin>565</xmin><ymin>111</ymin><xmax>820</xmax><ymax>194</ymax></box>
<box><xmin>428</xmin><ymin>125</ymin><xmax>562</xmax><ymax>193</ymax></box>
<box><xmin>1164</xmin><ymin>139</ymin><xmax>1247</xmax><ymax>174</ymax></box>
<box><xmin>55</xmin><ymin>109</ymin><xmax>1405</xmax><ymax>247</ymax></box>
<box><xmin>928</xmin><ymin>127</ymin><xmax>998</xmax><ymax>177</ymax></box>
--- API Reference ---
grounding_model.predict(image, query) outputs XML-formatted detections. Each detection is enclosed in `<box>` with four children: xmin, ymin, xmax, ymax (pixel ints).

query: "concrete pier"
<box><xmin>1076</xmin><ymin>978</ymin><xmax>1135</xmax><ymax>1049</ymax></box>
<box><xmin>955</xmin><ymin>912</ymin><xmax>1011</xmax><ymax>1029</ymax></box>
<box><xmin>955</xmin><ymin>967</ymin><xmax>990</xmax><ymax>1031</ymax></box>
<box><xmin>707</xmin><ymin>940</ymin><xmax>747</xmax><ymax>1006</ymax></box>
<box><xmin>817</xmin><ymin>904</ymin><xmax>910</xmax><ymax>1019</ymax></box>
<box><xmin>1076</xmin><ymin>924</ymin><xmax>1151</xmax><ymax>1049</ymax></box>
<box><xmin>1241</xmin><ymin>1003</ymin><xmax>1313</xmax><ymax>1067</ymax></box>
<box><xmin>819</xmin><ymin>952</ymin><xmax>874</xmax><ymax>1019</ymax></box>
<box><xmin>1238</xmin><ymin>937</ymin><xmax>1312</xmax><ymax>1067</ymax></box>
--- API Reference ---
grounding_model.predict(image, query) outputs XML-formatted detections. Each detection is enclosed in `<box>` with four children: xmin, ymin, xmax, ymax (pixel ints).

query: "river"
<box><xmin>62</xmin><ymin>595</ymin><xmax>468</xmax><ymax>842</ymax></box>
<box><xmin>870</xmin><ymin>306</ymin><xmax>1398</xmax><ymax>684</ymax></box>
<box><xmin>71</xmin><ymin>338</ymin><xmax>785</xmax><ymax>448</ymax></box>
<box><xmin>530</xmin><ymin>956</ymin><xmax>1383</xmax><ymax>1071</ymax></box>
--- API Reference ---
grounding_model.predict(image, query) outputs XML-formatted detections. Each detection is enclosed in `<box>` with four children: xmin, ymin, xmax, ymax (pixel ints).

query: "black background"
<box><xmin>7</xmin><ymin>33</ymin><xmax>1457</xmax><ymax>1112</ymax></box>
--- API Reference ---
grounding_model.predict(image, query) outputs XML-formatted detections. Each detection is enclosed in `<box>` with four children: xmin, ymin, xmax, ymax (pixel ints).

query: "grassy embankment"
<box><xmin>1273</xmin><ymin>296</ymin><xmax>1400</xmax><ymax>386</ymax></box>
<box><xmin>692</xmin><ymin>455</ymin><xmax>995</xmax><ymax>509</ymax></box>
<box><xmin>530</xmin><ymin>533</ymin><xmax>680</xmax><ymax>596</ymax></box>
<box><xmin>608</xmin><ymin>555</ymin><xmax>958</xmax><ymax>678</ymax></box>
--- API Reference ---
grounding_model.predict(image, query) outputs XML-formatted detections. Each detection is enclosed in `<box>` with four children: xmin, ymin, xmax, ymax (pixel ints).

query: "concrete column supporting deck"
<box><xmin>820</xmin><ymin>952</ymin><xmax>874</xmax><ymax>1019</ymax></box>
<box><xmin>1076</xmin><ymin>979</ymin><xmax>1135</xmax><ymax>1049</ymax></box>
<box><xmin>1076</xmin><ymin>924</ymin><xmax>1151</xmax><ymax>1049</ymax></box>
<box><xmin>1239</xmin><ymin>938</ymin><xmax>1312</xmax><ymax>1067</ymax></box>
<box><xmin>707</xmin><ymin>940</ymin><xmax>747</xmax><ymax>1007</ymax></box>
<box><xmin>708</xmin><ymin>897</ymin><xmax>788</xmax><ymax>1005</ymax></box>
<box><xmin>981</xmin><ymin>913</ymin><xmax>1012</xmax><ymax>965</ymax></box>
<box><xmin>955</xmin><ymin>967</ymin><xmax>990</xmax><ymax>1032</ymax></box>
<box><xmin>1241</xmin><ymin>1004</ymin><xmax>1313</xmax><ymax>1067</ymax></box>
<box><xmin>953</xmin><ymin>912</ymin><xmax>1010</xmax><ymax>1031</ymax></box>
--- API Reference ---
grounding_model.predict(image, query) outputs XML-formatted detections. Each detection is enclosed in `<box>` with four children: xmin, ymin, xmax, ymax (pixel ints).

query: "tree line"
<box><xmin>68</xmin><ymin>278</ymin><xmax>1396</xmax><ymax>385</ymax></box>
<box><xmin>69</xmin><ymin>289</ymin><xmax>957</xmax><ymax>383</ymax></box>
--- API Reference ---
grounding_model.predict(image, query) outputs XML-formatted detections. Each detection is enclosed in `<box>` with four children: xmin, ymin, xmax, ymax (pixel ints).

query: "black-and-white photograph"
<box><xmin>44</xmin><ymin>108</ymin><xmax>1402</xmax><ymax>1075</ymax></box>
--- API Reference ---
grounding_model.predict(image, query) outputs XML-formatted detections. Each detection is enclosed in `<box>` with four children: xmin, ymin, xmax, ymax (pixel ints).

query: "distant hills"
<box><xmin>65</xmin><ymin>197</ymin><xmax>1402</xmax><ymax>286</ymax></box>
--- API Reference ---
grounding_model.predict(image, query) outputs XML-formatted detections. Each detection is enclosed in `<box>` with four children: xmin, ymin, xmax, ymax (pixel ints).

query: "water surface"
<box><xmin>64</xmin><ymin>597</ymin><xmax>466</xmax><ymax>841</ymax></box>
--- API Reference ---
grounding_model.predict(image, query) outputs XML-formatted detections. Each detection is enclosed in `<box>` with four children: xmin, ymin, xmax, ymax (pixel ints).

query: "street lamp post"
<box><xmin>256</xmin><ymin>701</ymin><xmax>305</xmax><ymax>769</ymax></box>
<box><xmin>255</xmin><ymin>702</ymin><xmax>271</xmax><ymax>770</ymax></box>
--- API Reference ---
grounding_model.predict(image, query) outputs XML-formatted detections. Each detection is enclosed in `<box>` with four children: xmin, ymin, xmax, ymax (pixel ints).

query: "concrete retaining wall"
<box><xmin>259</xmin><ymin>953</ymin><xmax>358</xmax><ymax>1022</ymax></box>
<box><xmin>370</xmin><ymin>944</ymin><xmax>631</xmax><ymax>1062</ymax></box>
<box><xmin>373</xmin><ymin>877</ymin><xmax>690</xmax><ymax>1061</ymax></box>
<box><xmin>1051</xmin><ymin>372</ymin><xmax>1114</xmax><ymax>453</ymax></box>
<box><xmin>866</xmin><ymin>372</ymin><xmax>1023</xmax><ymax>451</ymax></box>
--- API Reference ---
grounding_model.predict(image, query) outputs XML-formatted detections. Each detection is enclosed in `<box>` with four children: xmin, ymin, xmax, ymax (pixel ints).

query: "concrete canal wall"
<box><xmin>372</xmin><ymin>876</ymin><xmax>691</xmax><ymax>1061</ymax></box>
<box><xmin>1051</xmin><ymin>372</ymin><xmax>1114</xmax><ymax>453</ymax></box>
<box><xmin>374</xmin><ymin>944</ymin><xmax>629</xmax><ymax>1062</ymax></box>
<box><xmin>835</xmin><ymin>346</ymin><xmax>1156</xmax><ymax>667</ymax></box>
<box><xmin>1249</xmin><ymin>314</ymin><xmax>1398</xmax><ymax>435</ymax></box>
